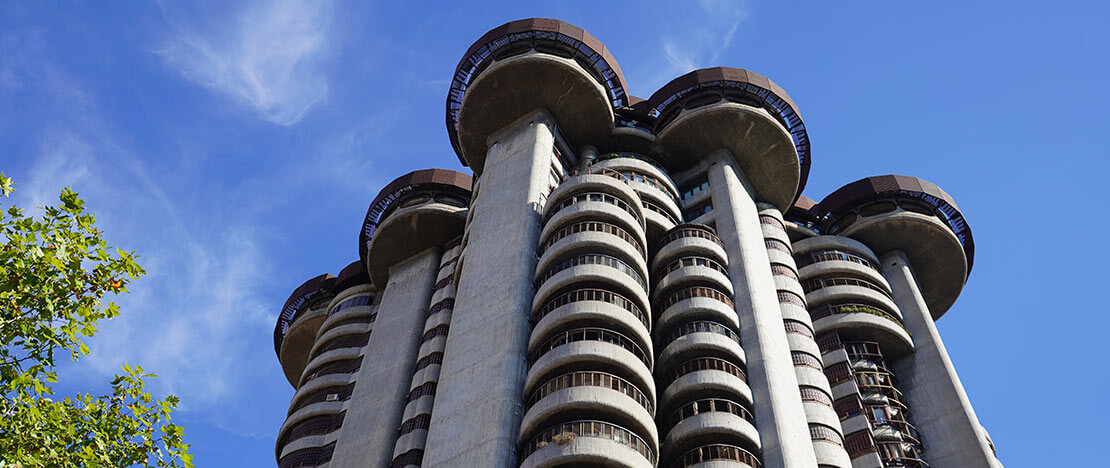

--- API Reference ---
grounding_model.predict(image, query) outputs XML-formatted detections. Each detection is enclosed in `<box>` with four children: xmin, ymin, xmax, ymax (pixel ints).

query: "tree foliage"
<box><xmin>0</xmin><ymin>172</ymin><xmax>192</xmax><ymax>467</ymax></box>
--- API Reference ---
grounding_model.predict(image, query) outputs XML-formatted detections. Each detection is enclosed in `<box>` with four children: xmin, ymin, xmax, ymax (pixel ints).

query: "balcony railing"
<box><xmin>676</xmin><ymin>444</ymin><xmax>761</xmax><ymax>468</ymax></box>
<box><xmin>657</xmin><ymin>225</ymin><xmax>724</xmax><ymax>249</ymax></box>
<box><xmin>802</xmin><ymin>276</ymin><xmax>891</xmax><ymax>297</ymax></box>
<box><xmin>666</xmin><ymin>398</ymin><xmax>754</xmax><ymax>431</ymax></box>
<box><xmin>659</xmin><ymin>286</ymin><xmax>734</xmax><ymax>310</ymax></box>
<box><xmin>521</xmin><ymin>420</ymin><xmax>655</xmax><ymax>464</ymax></box>
<box><xmin>794</xmin><ymin>249</ymin><xmax>878</xmax><ymax>271</ymax></box>
<box><xmin>529</xmin><ymin>327</ymin><xmax>651</xmax><ymax>367</ymax></box>
<box><xmin>525</xmin><ymin>371</ymin><xmax>654</xmax><ymax>415</ymax></box>
<box><xmin>670</xmin><ymin>357</ymin><xmax>747</xmax><ymax>383</ymax></box>
<box><xmin>540</xmin><ymin>220</ymin><xmax>645</xmax><ymax>257</ymax></box>
<box><xmin>810</xmin><ymin>303</ymin><xmax>904</xmax><ymax>330</ymax></box>
<box><xmin>664</xmin><ymin>320</ymin><xmax>740</xmax><ymax>346</ymax></box>
<box><xmin>545</xmin><ymin>191</ymin><xmax>642</xmax><ymax>225</ymax></box>
<box><xmin>659</xmin><ymin>256</ymin><xmax>730</xmax><ymax>277</ymax></box>
<box><xmin>532</xmin><ymin>288</ymin><xmax>648</xmax><ymax>328</ymax></box>
<box><xmin>536</xmin><ymin>253</ymin><xmax>646</xmax><ymax>289</ymax></box>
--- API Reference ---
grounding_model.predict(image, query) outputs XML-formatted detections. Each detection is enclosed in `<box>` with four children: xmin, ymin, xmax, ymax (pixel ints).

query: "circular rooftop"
<box><xmin>446</xmin><ymin>18</ymin><xmax>629</xmax><ymax>170</ymax></box>
<box><xmin>359</xmin><ymin>169</ymin><xmax>473</xmax><ymax>261</ymax></box>
<box><xmin>815</xmin><ymin>175</ymin><xmax>975</xmax><ymax>318</ymax></box>
<box><xmin>647</xmin><ymin>67</ymin><xmax>810</xmax><ymax>204</ymax></box>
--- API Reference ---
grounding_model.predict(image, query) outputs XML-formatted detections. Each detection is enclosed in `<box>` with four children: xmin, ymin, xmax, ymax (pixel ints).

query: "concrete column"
<box><xmin>330</xmin><ymin>249</ymin><xmax>441</xmax><ymax>468</ymax></box>
<box><xmin>881</xmin><ymin>250</ymin><xmax>1002</xmax><ymax>468</ymax></box>
<box><xmin>706</xmin><ymin>150</ymin><xmax>817</xmax><ymax>468</ymax></box>
<box><xmin>421</xmin><ymin>110</ymin><xmax>557</xmax><ymax>468</ymax></box>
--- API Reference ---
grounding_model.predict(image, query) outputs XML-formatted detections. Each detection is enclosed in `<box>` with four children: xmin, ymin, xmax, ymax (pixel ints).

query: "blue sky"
<box><xmin>2</xmin><ymin>1</ymin><xmax>1107</xmax><ymax>466</ymax></box>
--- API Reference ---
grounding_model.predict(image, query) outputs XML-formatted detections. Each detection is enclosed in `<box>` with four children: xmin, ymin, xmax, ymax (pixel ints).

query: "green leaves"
<box><xmin>0</xmin><ymin>176</ymin><xmax>192</xmax><ymax>467</ymax></box>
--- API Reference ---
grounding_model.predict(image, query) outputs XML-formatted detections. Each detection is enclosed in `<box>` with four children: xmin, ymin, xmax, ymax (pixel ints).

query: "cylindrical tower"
<box><xmin>521</xmin><ymin>164</ymin><xmax>657</xmax><ymax>467</ymax></box>
<box><xmin>275</xmin><ymin>263</ymin><xmax>372</xmax><ymax>468</ymax></box>
<box><xmin>647</xmin><ymin>67</ymin><xmax>817</xmax><ymax>468</ymax></box>
<box><xmin>275</xmin><ymin>274</ymin><xmax>337</xmax><ymax>387</ymax></box>
<box><xmin>814</xmin><ymin>175</ymin><xmax>1001</xmax><ymax>468</ymax></box>
<box><xmin>425</xmin><ymin>19</ymin><xmax>633</xmax><ymax>468</ymax></box>
<box><xmin>652</xmin><ymin>224</ymin><xmax>762</xmax><ymax>468</ymax></box>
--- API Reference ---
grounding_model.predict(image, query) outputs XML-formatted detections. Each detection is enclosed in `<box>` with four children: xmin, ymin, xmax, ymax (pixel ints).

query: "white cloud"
<box><xmin>157</xmin><ymin>0</ymin><xmax>334</xmax><ymax>125</ymax></box>
<box><xmin>647</xmin><ymin>0</ymin><xmax>750</xmax><ymax>90</ymax></box>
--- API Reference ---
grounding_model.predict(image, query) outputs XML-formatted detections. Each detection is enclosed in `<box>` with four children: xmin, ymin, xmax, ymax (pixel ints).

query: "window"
<box><xmin>682</xmin><ymin>201</ymin><xmax>713</xmax><ymax>220</ymax></box>
<box><xmin>680</xmin><ymin>177</ymin><xmax>710</xmax><ymax>200</ymax></box>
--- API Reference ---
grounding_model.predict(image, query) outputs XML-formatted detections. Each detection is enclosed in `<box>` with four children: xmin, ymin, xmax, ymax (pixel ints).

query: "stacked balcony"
<box><xmin>652</xmin><ymin>224</ymin><xmax>761</xmax><ymax>468</ymax></box>
<box><xmin>593</xmin><ymin>155</ymin><xmax>682</xmax><ymax>245</ymax></box>
<box><xmin>794</xmin><ymin>236</ymin><xmax>924</xmax><ymax>467</ymax></box>
<box><xmin>758</xmin><ymin>205</ymin><xmax>849</xmax><ymax>467</ymax></box>
<box><xmin>522</xmin><ymin>168</ymin><xmax>657</xmax><ymax>468</ymax></box>
<box><xmin>277</xmin><ymin>278</ymin><xmax>376</xmax><ymax>468</ymax></box>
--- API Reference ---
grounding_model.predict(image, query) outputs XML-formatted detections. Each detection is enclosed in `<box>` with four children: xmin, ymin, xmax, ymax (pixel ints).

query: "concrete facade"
<box><xmin>270</xmin><ymin>17</ymin><xmax>1002</xmax><ymax>468</ymax></box>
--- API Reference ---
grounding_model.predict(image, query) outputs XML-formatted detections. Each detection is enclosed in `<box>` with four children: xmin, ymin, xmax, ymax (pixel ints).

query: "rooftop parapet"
<box><xmin>446</xmin><ymin>18</ymin><xmax>628</xmax><ymax>174</ymax></box>
<box><xmin>646</xmin><ymin>67</ymin><xmax>810</xmax><ymax>211</ymax></box>
<box><xmin>814</xmin><ymin>175</ymin><xmax>975</xmax><ymax>319</ymax></box>
<box><xmin>360</xmin><ymin>169</ymin><xmax>472</xmax><ymax>286</ymax></box>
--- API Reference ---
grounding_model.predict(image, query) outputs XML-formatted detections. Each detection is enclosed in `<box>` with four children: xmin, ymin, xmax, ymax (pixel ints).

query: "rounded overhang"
<box><xmin>446</xmin><ymin>18</ymin><xmax>629</xmax><ymax>171</ymax></box>
<box><xmin>647</xmin><ymin>67</ymin><xmax>810</xmax><ymax>205</ymax></box>
<box><xmin>332</xmin><ymin>260</ymin><xmax>370</xmax><ymax>293</ymax></box>
<box><xmin>273</xmin><ymin>273</ymin><xmax>336</xmax><ymax>356</ymax></box>
<box><xmin>358</xmin><ymin>169</ymin><xmax>473</xmax><ymax>261</ymax></box>
<box><xmin>361</xmin><ymin>169</ymin><xmax>472</xmax><ymax>286</ymax></box>
<box><xmin>815</xmin><ymin>175</ymin><xmax>975</xmax><ymax>318</ymax></box>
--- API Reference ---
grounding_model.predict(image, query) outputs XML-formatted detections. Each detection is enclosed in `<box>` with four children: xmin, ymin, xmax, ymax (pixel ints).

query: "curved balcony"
<box><xmin>277</xmin><ymin>442</ymin><xmax>335</xmax><ymax>468</ymax></box>
<box><xmin>288</xmin><ymin>380</ymin><xmax>355</xmax><ymax>416</ymax></box>
<box><xmin>659</xmin><ymin>330</ymin><xmax>746</xmax><ymax>377</ymax></box>
<box><xmin>642</xmin><ymin>200</ymin><xmax>680</xmax><ymax>240</ymax></box>
<box><xmin>542</xmin><ymin>191</ymin><xmax>645</xmax><ymax>242</ymax></box>
<box><xmin>300</xmin><ymin>354</ymin><xmax>362</xmax><ymax>387</ymax></box>
<box><xmin>594</xmin><ymin>155</ymin><xmax>681</xmax><ymax>203</ymax></box>
<box><xmin>309</xmin><ymin>329</ymin><xmax>370</xmax><ymax>360</ymax></box>
<box><xmin>654</xmin><ymin>256</ymin><xmax>734</xmax><ymax>300</ymax></box>
<box><xmin>536</xmin><ymin>225</ymin><xmax>648</xmax><ymax>285</ymax></box>
<box><xmin>539</xmin><ymin>220</ymin><xmax>645</xmax><ymax>258</ymax></box>
<box><xmin>520</xmin><ymin>373</ymin><xmax>658</xmax><ymax>453</ymax></box>
<box><xmin>520</xmin><ymin>420</ymin><xmax>655</xmax><ymax>468</ymax></box>
<box><xmin>276</xmin><ymin>408</ymin><xmax>344</xmax><ymax>459</ymax></box>
<box><xmin>447</xmin><ymin>18</ymin><xmax>627</xmax><ymax>172</ymax></box>
<box><xmin>810</xmin><ymin>303</ymin><xmax>913</xmax><ymax>358</ymax></box>
<box><xmin>530</xmin><ymin>289</ymin><xmax>652</xmax><ymax>359</ymax></box>
<box><xmin>548</xmin><ymin>167</ymin><xmax>644</xmax><ymax>214</ymax></box>
<box><xmin>525</xmin><ymin>330</ymin><xmax>656</xmax><ymax>401</ymax></box>
<box><xmin>532</xmin><ymin>256</ymin><xmax>650</xmax><ymax>322</ymax></box>
<box><xmin>657</xmin><ymin>292</ymin><xmax>740</xmax><ymax>340</ymax></box>
<box><xmin>674</xmin><ymin>444</ymin><xmax>762</xmax><ymax>468</ymax></box>
<box><xmin>662</xmin><ymin>401</ymin><xmax>761</xmax><ymax>463</ymax></box>
<box><xmin>660</xmin><ymin>357</ymin><xmax>751</xmax><ymax>413</ymax></box>
<box><xmin>654</xmin><ymin>225</ymin><xmax>728</xmax><ymax>271</ymax></box>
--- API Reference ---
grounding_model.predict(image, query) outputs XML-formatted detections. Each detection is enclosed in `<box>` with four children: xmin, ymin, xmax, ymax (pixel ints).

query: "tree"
<box><xmin>0</xmin><ymin>172</ymin><xmax>192</xmax><ymax>467</ymax></box>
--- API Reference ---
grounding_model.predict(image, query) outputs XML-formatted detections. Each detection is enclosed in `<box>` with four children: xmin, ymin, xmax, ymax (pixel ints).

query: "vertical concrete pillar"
<box><xmin>881</xmin><ymin>250</ymin><xmax>1001</xmax><ymax>468</ymax></box>
<box><xmin>330</xmin><ymin>249</ymin><xmax>441</xmax><ymax>468</ymax></box>
<box><xmin>421</xmin><ymin>110</ymin><xmax>557</xmax><ymax>468</ymax></box>
<box><xmin>706</xmin><ymin>150</ymin><xmax>817</xmax><ymax>468</ymax></box>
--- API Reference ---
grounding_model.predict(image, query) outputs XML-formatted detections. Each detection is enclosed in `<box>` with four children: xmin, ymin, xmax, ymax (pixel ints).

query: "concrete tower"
<box><xmin>271</xmin><ymin>18</ymin><xmax>1002</xmax><ymax>468</ymax></box>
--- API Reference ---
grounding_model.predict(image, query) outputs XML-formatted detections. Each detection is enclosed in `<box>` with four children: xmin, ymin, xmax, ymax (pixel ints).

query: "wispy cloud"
<box><xmin>646</xmin><ymin>0</ymin><xmax>750</xmax><ymax>90</ymax></box>
<box><xmin>156</xmin><ymin>0</ymin><xmax>334</xmax><ymax>125</ymax></box>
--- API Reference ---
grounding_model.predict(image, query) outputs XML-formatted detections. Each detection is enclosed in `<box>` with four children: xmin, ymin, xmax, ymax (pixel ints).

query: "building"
<box><xmin>271</xmin><ymin>18</ymin><xmax>1002</xmax><ymax>468</ymax></box>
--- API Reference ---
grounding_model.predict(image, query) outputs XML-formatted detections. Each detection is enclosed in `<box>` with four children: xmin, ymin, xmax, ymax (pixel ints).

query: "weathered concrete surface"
<box><xmin>706</xmin><ymin>150</ymin><xmax>817</xmax><ymax>468</ymax></box>
<box><xmin>330</xmin><ymin>249</ymin><xmax>440</xmax><ymax>468</ymax></box>
<box><xmin>421</xmin><ymin>111</ymin><xmax>556</xmax><ymax>468</ymax></box>
<box><xmin>882</xmin><ymin>250</ymin><xmax>1002</xmax><ymax>468</ymax></box>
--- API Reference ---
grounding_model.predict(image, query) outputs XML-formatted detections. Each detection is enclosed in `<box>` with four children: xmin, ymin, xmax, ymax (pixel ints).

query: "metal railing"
<box><xmin>532</xmin><ymin>288</ymin><xmax>648</xmax><ymax>328</ymax></box>
<box><xmin>529</xmin><ymin>327</ymin><xmax>651</xmax><ymax>367</ymax></box>
<box><xmin>676</xmin><ymin>444</ymin><xmax>761</xmax><ymax>467</ymax></box>
<box><xmin>521</xmin><ymin>420</ymin><xmax>655</xmax><ymax>463</ymax></box>
<box><xmin>536</xmin><ymin>253</ymin><xmax>645</xmax><ymax>289</ymax></box>
<box><xmin>525</xmin><ymin>371</ymin><xmax>654</xmax><ymax>415</ymax></box>
<box><xmin>666</xmin><ymin>398</ymin><xmax>754</xmax><ymax>431</ymax></box>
